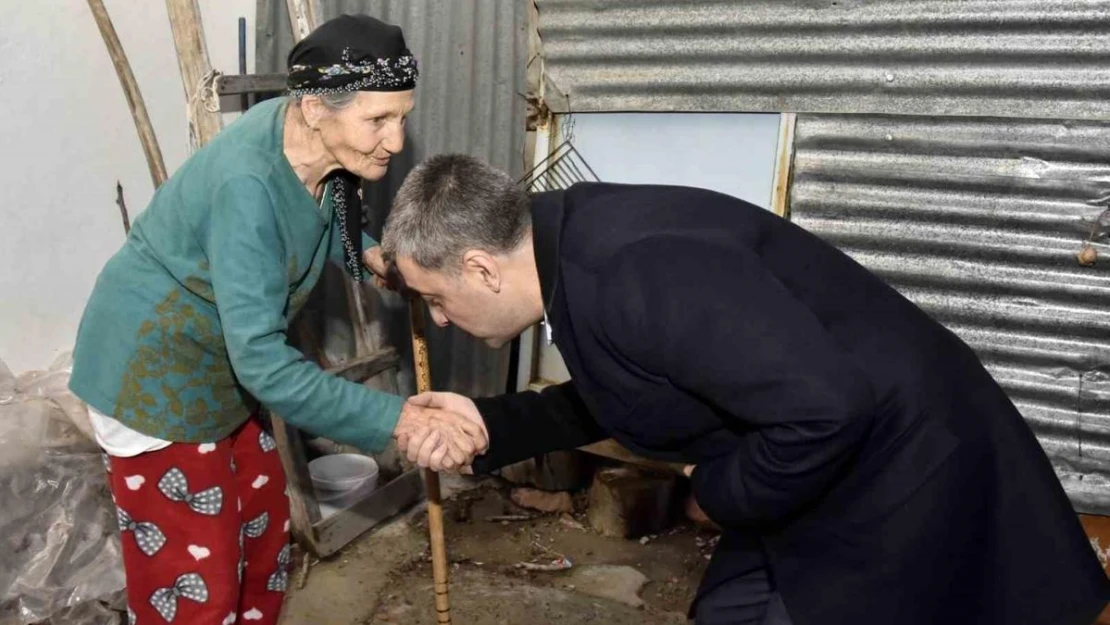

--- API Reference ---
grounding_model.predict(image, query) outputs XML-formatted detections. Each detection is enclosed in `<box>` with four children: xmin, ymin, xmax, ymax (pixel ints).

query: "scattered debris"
<box><xmin>486</xmin><ymin>514</ymin><xmax>535</xmax><ymax>523</ymax></box>
<box><xmin>640</xmin><ymin>536</ymin><xmax>651</xmax><ymax>545</ymax></box>
<box><xmin>558</xmin><ymin>513</ymin><xmax>587</xmax><ymax>531</ymax></box>
<box><xmin>510</xmin><ymin>487</ymin><xmax>575</xmax><ymax>514</ymax></box>
<box><xmin>514</xmin><ymin>556</ymin><xmax>574</xmax><ymax>572</ymax></box>
<box><xmin>563</xmin><ymin>564</ymin><xmax>650</xmax><ymax>608</ymax></box>
<box><xmin>297</xmin><ymin>552</ymin><xmax>314</xmax><ymax>590</ymax></box>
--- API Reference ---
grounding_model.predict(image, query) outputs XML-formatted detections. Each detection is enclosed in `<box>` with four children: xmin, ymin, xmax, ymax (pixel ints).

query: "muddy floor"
<box><xmin>280</xmin><ymin>476</ymin><xmax>714</xmax><ymax>624</ymax></box>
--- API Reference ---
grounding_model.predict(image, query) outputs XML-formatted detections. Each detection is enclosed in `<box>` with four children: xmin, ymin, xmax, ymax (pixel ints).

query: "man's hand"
<box><xmin>392</xmin><ymin>400</ymin><xmax>488</xmax><ymax>471</ymax></box>
<box><xmin>398</xmin><ymin>392</ymin><xmax>489</xmax><ymax>471</ymax></box>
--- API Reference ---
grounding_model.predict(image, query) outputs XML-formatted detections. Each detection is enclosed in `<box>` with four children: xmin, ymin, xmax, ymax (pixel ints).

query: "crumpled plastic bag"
<box><xmin>0</xmin><ymin>354</ymin><xmax>124</xmax><ymax>625</ymax></box>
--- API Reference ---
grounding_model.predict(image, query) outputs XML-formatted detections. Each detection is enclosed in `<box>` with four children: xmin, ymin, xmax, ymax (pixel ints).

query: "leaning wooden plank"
<box><xmin>313</xmin><ymin>468</ymin><xmax>425</xmax><ymax>557</ymax></box>
<box><xmin>87</xmin><ymin>0</ymin><xmax>168</xmax><ymax>188</ymax></box>
<box><xmin>165</xmin><ymin>0</ymin><xmax>222</xmax><ymax>148</ymax></box>
<box><xmin>272</xmin><ymin>414</ymin><xmax>323</xmax><ymax>552</ymax></box>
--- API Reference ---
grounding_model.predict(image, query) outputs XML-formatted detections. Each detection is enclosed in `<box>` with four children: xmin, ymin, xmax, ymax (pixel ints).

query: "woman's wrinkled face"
<box><xmin>317</xmin><ymin>90</ymin><xmax>414</xmax><ymax>181</ymax></box>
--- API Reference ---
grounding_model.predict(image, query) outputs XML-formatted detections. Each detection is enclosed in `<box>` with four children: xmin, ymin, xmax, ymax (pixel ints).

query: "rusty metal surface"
<box><xmin>790</xmin><ymin>113</ymin><xmax>1110</xmax><ymax>512</ymax></box>
<box><xmin>534</xmin><ymin>0</ymin><xmax>1110</xmax><ymax>119</ymax></box>
<box><xmin>256</xmin><ymin>0</ymin><xmax>527</xmax><ymax>396</ymax></box>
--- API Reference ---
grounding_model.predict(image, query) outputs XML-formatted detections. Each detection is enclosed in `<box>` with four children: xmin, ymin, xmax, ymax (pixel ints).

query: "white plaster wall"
<box><xmin>0</xmin><ymin>0</ymin><xmax>256</xmax><ymax>373</ymax></box>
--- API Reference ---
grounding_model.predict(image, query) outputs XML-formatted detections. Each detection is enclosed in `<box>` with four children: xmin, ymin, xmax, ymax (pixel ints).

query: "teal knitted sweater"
<box><xmin>69</xmin><ymin>97</ymin><xmax>402</xmax><ymax>451</ymax></box>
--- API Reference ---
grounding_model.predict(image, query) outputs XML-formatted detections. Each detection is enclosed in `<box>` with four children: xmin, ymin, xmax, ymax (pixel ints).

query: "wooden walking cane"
<box><xmin>408</xmin><ymin>299</ymin><xmax>452</xmax><ymax>624</ymax></box>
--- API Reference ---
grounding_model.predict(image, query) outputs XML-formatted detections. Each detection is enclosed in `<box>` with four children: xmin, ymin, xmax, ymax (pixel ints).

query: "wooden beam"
<box><xmin>216</xmin><ymin>73</ymin><xmax>288</xmax><ymax>96</ymax></box>
<box><xmin>325</xmin><ymin>347</ymin><xmax>399</xmax><ymax>383</ymax></box>
<box><xmin>578</xmin><ymin>439</ymin><xmax>688</xmax><ymax>477</ymax></box>
<box><xmin>165</xmin><ymin>0</ymin><xmax>222</xmax><ymax>148</ymax></box>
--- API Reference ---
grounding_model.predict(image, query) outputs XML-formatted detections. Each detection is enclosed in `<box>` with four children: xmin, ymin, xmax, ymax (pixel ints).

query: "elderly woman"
<box><xmin>68</xmin><ymin>15</ymin><xmax>483</xmax><ymax>625</ymax></box>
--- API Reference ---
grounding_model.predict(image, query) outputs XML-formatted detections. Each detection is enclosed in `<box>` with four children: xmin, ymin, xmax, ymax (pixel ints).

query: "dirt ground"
<box><xmin>280</xmin><ymin>476</ymin><xmax>713</xmax><ymax>624</ymax></box>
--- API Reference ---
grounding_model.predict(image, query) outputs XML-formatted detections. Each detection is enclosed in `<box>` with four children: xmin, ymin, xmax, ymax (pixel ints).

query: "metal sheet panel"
<box><xmin>790</xmin><ymin>113</ymin><xmax>1110</xmax><ymax>512</ymax></box>
<box><xmin>256</xmin><ymin>0</ymin><xmax>528</xmax><ymax>396</ymax></box>
<box><xmin>535</xmin><ymin>0</ymin><xmax>1110</xmax><ymax>119</ymax></box>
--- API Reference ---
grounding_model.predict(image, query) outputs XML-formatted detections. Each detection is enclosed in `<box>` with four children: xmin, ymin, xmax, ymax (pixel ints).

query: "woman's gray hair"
<box><xmin>382</xmin><ymin>155</ymin><xmax>531</xmax><ymax>273</ymax></box>
<box><xmin>293</xmin><ymin>91</ymin><xmax>359</xmax><ymax>110</ymax></box>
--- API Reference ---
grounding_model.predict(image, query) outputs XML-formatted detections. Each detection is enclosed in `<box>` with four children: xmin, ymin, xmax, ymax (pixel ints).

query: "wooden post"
<box><xmin>165</xmin><ymin>0</ymin><xmax>223</xmax><ymax>149</ymax></box>
<box><xmin>87</xmin><ymin>0</ymin><xmax>168</xmax><ymax>189</ymax></box>
<box><xmin>286</xmin><ymin>0</ymin><xmax>322</xmax><ymax>41</ymax></box>
<box><xmin>409</xmin><ymin>301</ymin><xmax>451</xmax><ymax>624</ymax></box>
<box><xmin>770</xmin><ymin>112</ymin><xmax>798</xmax><ymax>219</ymax></box>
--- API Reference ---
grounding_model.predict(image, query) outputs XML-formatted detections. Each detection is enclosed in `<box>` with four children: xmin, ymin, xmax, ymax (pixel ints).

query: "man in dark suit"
<box><xmin>381</xmin><ymin>154</ymin><xmax>1109</xmax><ymax>625</ymax></box>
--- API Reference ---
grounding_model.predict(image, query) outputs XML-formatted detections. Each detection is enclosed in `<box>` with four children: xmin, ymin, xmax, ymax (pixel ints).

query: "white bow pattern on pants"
<box><xmin>149</xmin><ymin>572</ymin><xmax>209</xmax><ymax>622</ymax></box>
<box><xmin>243</xmin><ymin>512</ymin><xmax>269</xmax><ymax>539</ymax></box>
<box><xmin>237</xmin><ymin>511</ymin><xmax>270</xmax><ymax>582</ymax></box>
<box><xmin>116</xmin><ymin>507</ymin><xmax>167</xmax><ymax>557</ymax></box>
<box><xmin>157</xmin><ymin>467</ymin><xmax>223</xmax><ymax>515</ymax></box>
<box><xmin>259</xmin><ymin>430</ymin><xmax>277</xmax><ymax>452</ymax></box>
<box><xmin>267</xmin><ymin>544</ymin><xmax>292</xmax><ymax>592</ymax></box>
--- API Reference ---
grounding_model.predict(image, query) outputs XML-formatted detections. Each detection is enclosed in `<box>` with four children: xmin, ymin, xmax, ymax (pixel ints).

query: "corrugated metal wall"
<box><xmin>789</xmin><ymin>115</ymin><xmax>1110</xmax><ymax>513</ymax></box>
<box><xmin>256</xmin><ymin>0</ymin><xmax>528</xmax><ymax>397</ymax></box>
<box><xmin>535</xmin><ymin>0</ymin><xmax>1110</xmax><ymax>119</ymax></box>
<box><xmin>533</xmin><ymin>2</ymin><xmax>1110</xmax><ymax>511</ymax></box>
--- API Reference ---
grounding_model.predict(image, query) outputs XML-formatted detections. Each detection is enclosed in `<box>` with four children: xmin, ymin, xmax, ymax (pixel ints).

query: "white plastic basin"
<box><xmin>308</xmin><ymin>453</ymin><xmax>379</xmax><ymax>512</ymax></box>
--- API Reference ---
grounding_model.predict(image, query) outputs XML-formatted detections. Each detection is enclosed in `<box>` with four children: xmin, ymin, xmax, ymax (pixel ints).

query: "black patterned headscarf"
<box><xmin>287</xmin><ymin>14</ymin><xmax>419</xmax><ymax>281</ymax></box>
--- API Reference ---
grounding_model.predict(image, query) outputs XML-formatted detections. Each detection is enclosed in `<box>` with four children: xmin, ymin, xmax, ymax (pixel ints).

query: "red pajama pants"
<box><xmin>105</xmin><ymin>418</ymin><xmax>290</xmax><ymax>625</ymax></box>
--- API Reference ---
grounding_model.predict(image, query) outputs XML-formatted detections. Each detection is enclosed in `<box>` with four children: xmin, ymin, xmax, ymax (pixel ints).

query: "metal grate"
<box><xmin>518</xmin><ymin>140</ymin><xmax>600</xmax><ymax>193</ymax></box>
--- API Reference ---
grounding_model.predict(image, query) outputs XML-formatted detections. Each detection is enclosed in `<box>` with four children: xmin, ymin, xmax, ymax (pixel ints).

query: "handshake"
<box><xmin>391</xmin><ymin>391</ymin><xmax>489</xmax><ymax>472</ymax></box>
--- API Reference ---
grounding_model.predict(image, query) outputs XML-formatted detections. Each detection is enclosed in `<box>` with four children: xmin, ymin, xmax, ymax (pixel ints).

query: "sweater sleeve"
<box><xmin>207</xmin><ymin>176</ymin><xmax>402</xmax><ymax>451</ymax></box>
<box><xmin>468</xmin><ymin>381</ymin><xmax>607</xmax><ymax>474</ymax></box>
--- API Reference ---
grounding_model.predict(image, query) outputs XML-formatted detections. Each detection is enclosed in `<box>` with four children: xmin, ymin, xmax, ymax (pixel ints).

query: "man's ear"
<box><xmin>463</xmin><ymin>250</ymin><xmax>501</xmax><ymax>293</ymax></box>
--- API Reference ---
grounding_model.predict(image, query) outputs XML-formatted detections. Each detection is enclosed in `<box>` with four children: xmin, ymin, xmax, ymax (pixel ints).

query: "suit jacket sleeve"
<box><xmin>598</xmin><ymin>236</ymin><xmax>877</xmax><ymax>528</ymax></box>
<box><xmin>468</xmin><ymin>381</ymin><xmax>607</xmax><ymax>474</ymax></box>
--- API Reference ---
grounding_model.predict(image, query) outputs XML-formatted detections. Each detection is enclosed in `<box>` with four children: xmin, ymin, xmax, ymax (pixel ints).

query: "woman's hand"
<box><xmin>392</xmin><ymin>400</ymin><xmax>488</xmax><ymax>471</ymax></box>
<box><xmin>362</xmin><ymin>245</ymin><xmax>392</xmax><ymax>290</ymax></box>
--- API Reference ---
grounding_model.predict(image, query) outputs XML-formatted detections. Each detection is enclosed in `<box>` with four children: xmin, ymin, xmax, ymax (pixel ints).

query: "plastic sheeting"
<box><xmin>0</xmin><ymin>356</ymin><xmax>125</xmax><ymax>625</ymax></box>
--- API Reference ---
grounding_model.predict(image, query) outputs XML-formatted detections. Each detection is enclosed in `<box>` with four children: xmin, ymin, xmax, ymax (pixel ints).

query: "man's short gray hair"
<box><xmin>382</xmin><ymin>154</ymin><xmax>531</xmax><ymax>272</ymax></box>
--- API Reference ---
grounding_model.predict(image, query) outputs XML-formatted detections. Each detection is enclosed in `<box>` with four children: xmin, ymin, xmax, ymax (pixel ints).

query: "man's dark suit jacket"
<box><xmin>469</xmin><ymin>182</ymin><xmax>1109</xmax><ymax>624</ymax></box>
